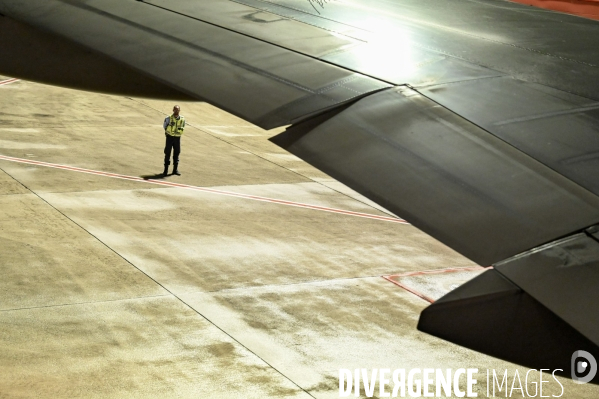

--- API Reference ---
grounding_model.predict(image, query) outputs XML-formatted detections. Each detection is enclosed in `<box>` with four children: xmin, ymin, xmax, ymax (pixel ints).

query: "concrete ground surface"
<box><xmin>0</xmin><ymin>76</ymin><xmax>597</xmax><ymax>398</ymax></box>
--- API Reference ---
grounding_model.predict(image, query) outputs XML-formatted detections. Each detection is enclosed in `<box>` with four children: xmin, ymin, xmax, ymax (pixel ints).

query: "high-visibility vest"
<box><xmin>165</xmin><ymin>115</ymin><xmax>185</xmax><ymax>137</ymax></box>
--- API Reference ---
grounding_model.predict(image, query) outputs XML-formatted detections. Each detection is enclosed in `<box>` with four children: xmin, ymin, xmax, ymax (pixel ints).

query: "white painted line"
<box><xmin>0</xmin><ymin>154</ymin><xmax>409</xmax><ymax>224</ymax></box>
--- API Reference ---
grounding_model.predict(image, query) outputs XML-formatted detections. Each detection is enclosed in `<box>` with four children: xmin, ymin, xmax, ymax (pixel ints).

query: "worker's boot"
<box><xmin>163</xmin><ymin>163</ymin><xmax>169</xmax><ymax>176</ymax></box>
<box><xmin>172</xmin><ymin>163</ymin><xmax>181</xmax><ymax>176</ymax></box>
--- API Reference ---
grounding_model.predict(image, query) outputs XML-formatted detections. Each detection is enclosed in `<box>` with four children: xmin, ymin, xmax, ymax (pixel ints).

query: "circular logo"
<box><xmin>571</xmin><ymin>350</ymin><xmax>597</xmax><ymax>384</ymax></box>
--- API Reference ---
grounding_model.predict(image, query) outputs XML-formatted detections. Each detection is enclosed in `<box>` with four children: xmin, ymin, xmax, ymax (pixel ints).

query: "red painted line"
<box><xmin>383</xmin><ymin>266</ymin><xmax>492</xmax><ymax>303</ymax></box>
<box><xmin>0</xmin><ymin>78</ymin><xmax>19</xmax><ymax>86</ymax></box>
<box><xmin>383</xmin><ymin>276</ymin><xmax>436</xmax><ymax>303</ymax></box>
<box><xmin>509</xmin><ymin>0</ymin><xmax>599</xmax><ymax>20</ymax></box>
<box><xmin>0</xmin><ymin>154</ymin><xmax>409</xmax><ymax>224</ymax></box>
<box><xmin>386</xmin><ymin>266</ymin><xmax>492</xmax><ymax>279</ymax></box>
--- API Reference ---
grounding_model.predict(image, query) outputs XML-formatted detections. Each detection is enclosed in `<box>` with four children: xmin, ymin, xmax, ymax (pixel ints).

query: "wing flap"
<box><xmin>418</xmin><ymin>267</ymin><xmax>599</xmax><ymax>383</ymax></box>
<box><xmin>272</xmin><ymin>87</ymin><xmax>599</xmax><ymax>265</ymax></box>
<box><xmin>495</xmin><ymin>232</ymin><xmax>599</xmax><ymax>346</ymax></box>
<box><xmin>419</xmin><ymin>230</ymin><xmax>599</xmax><ymax>383</ymax></box>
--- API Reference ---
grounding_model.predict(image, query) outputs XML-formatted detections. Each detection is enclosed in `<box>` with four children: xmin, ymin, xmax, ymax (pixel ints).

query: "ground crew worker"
<box><xmin>163</xmin><ymin>105</ymin><xmax>185</xmax><ymax>176</ymax></box>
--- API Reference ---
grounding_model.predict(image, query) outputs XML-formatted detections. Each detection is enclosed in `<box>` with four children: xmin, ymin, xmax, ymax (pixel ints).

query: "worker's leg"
<box><xmin>163</xmin><ymin>135</ymin><xmax>173</xmax><ymax>175</ymax></box>
<box><xmin>172</xmin><ymin>137</ymin><xmax>181</xmax><ymax>176</ymax></box>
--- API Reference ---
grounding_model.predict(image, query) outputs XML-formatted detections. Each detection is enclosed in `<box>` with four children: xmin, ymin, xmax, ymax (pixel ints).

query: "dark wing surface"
<box><xmin>0</xmin><ymin>0</ymin><xmax>390</xmax><ymax>128</ymax></box>
<box><xmin>1</xmin><ymin>0</ymin><xmax>599</xmax><ymax>380</ymax></box>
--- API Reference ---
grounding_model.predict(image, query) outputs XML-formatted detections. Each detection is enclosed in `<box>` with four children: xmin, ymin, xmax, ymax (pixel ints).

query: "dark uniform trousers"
<box><xmin>164</xmin><ymin>135</ymin><xmax>181</xmax><ymax>166</ymax></box>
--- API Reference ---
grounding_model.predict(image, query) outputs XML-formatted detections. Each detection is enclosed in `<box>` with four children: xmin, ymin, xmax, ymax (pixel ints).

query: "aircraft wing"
<box><xmin>1</xmin><ymin>0</ymin><xmax>598</xmax><ymax>381</ymax></box>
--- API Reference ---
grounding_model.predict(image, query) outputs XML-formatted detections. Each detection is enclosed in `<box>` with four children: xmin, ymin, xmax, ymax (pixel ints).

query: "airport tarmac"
<box><xmin>0</xmin><ymin>76</ymin><xmax>597</xmax><ymax>398</ymax></box>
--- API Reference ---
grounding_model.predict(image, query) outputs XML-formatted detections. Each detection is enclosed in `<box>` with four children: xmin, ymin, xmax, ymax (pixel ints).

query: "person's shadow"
<box><xmin>141</xmin><ymin>173</ymin><xmax>166</xmax><ymax>180</ymax></box>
